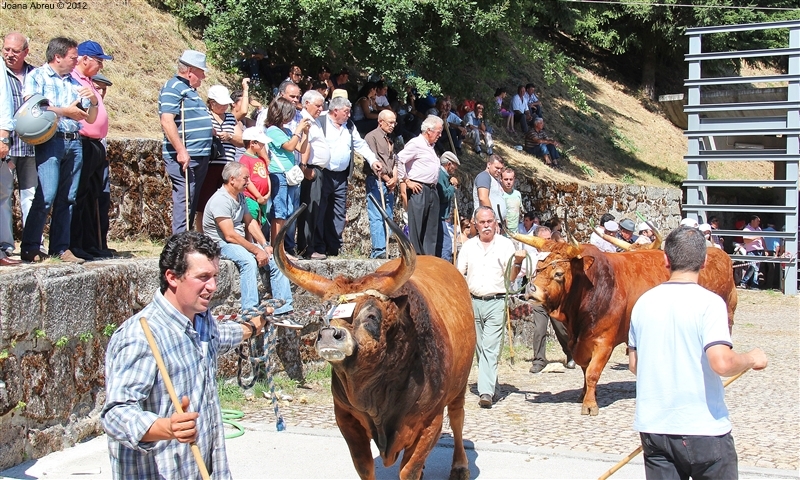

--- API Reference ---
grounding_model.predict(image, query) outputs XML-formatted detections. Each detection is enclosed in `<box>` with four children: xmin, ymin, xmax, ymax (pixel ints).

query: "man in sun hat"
<box><xmin>159</xmin><ymin>49</ymin><xmax>213</xmax><ymax>234</ymax></box>
<box><xmin>68</xmin><ymin>40</ymin><xmax>113</xmax><ymax>261</ymax></box>
<box><xmin>637</xmin><ymin>221</ymin><xmax>654</xmax><ymax>244</ymax></box>
<box><xmin>617</xmin><ymin>218</ymin><xmax>639</xmax><ymax>245</ymax></box>
<box><xmin>590</xmin><ymin>219</ymin><xmax>619</xmax><ymax>253</ymax></box>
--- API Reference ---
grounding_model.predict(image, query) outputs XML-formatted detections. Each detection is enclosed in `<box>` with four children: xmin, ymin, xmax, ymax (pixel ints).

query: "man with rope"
<box><xmin>102</xmin><ymin>231</ymin><xmax>274</xmax><ymax>479</ymax></box>
<box><xmin>628</xmin><ymin>226</ymin><xmax>767</xmax><ymax>479</ymax></box>
<box><xmin>458</xmin><ymin>206</ymin><xmax>525</xmax><ymax>408</ymax></box>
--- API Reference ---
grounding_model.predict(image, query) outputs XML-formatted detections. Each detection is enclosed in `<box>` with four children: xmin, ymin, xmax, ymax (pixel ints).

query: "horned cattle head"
<box><xmin>274</xmin><ymin>199</ymin><xmax>416</xmax><ymax>364</ymax></box>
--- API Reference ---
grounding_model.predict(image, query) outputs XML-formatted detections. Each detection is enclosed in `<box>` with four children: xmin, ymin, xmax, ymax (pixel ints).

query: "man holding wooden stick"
<box><xmin>101</xmin><ymin>231</ymin><xmax>271</xmax><ymax>479</ymax></box>
<box><xmin>628</xmin><ymin>226</ymin><xmax>768</xmax><ymax>479</ymax></box>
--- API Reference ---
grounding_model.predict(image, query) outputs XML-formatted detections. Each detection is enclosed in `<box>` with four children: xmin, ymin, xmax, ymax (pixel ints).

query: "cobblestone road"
<box><xmin>243</xmin><ymin>290</ymin><xmax>799</xmax><ymax>471</ymax></box>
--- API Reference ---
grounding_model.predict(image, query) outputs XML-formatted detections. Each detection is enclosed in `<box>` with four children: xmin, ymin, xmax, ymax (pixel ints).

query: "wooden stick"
<box><xmin>139</xmin><ymin>317</ymin><xmax>210</xmax><ymax>480</ymax></box>
<box><xmin>597</xmin><ymin>370</ymin><xmax>747</xmax><ymax>480</ymax></box>
<box><xmin>180</xmin><ymin>100</ymin><xmax>190</xmax><ymax>231</ymax></box>
<box><xmin>452</xmin><ymin>194</ymin><xmax>460</xmax><ymax>265</ymax></box>
<box><xmin>443</xmin><ymin>117</ymin><xmax>457</xmax><ymax>154</ymax></box>
<box><xmin>378</xmin><ymin>181</ymin><xmax>389</xmax><ymax>259</ymax></box>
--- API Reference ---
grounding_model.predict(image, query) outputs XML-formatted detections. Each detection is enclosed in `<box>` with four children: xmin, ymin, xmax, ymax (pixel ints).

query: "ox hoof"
<box><xmin>581</xmin><ymin>404</ymin><xmax>599</xmax><ymax>416</ymax></box>
<box><xmin>448</xmin><ymin>467</ymin><xmax>470</xmax><ymax>480</ymax></box>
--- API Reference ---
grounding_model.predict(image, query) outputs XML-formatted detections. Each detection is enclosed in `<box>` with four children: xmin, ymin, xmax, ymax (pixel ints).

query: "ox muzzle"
<box><xmin>315</xmin><ymin>326</ymin><xmax>356</xmax><ymax>362</ymax></box>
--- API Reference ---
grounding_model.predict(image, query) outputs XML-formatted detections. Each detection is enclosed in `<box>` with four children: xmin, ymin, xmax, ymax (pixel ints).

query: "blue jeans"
<box><xmin>436</xmin><ymin>220</ymin><xmax>454</xmax><ymax>262</ymax></box>
<box><xmin>365</xmin><ymin>175</ymin><xmax>394</xmax><ymax>258</ymax></box>
<box><xmin>220</xmin><ymin>242</ymin><xmax>293</xmax><ymax>314</ymax></box>
<box><xmin>269</xmin><ymin>172</ymin><xmax>300</xmax><ymax>254</ymax></box>
<box><xmin>741</xmin><ymin>250</ymin><xmax>764</xmax><ymax>287</ymax></box>
<box><xmin>525</xmin><ymin>143</ymin><xmax>560</xmax><ymax>161</ymax></box>
<box><xmin>22</xmin><ymin>137</ymin><xmax>83</xmax><ymax>255</ymax></box>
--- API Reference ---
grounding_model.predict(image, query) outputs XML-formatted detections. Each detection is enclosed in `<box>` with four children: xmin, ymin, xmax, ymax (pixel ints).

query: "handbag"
<box><xmin>210</xmin><ymin>136</ymin><xmax>225</xmax><ymax>160</ymax></box>
<box><xmin>266</xmin><ymin>126</ymin><xmax>304</xmax><ymax>185</ymax></box>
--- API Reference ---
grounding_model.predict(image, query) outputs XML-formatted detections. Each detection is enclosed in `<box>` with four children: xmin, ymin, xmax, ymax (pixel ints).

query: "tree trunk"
<box><xmin>641</xmin><ymin>48</ymin><xmax>657</xmax><ymax>100</ymax></box>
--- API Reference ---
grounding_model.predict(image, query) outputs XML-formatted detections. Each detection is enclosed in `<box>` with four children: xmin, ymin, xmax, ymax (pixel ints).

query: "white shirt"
<box><xmin>457</xmin><ymin>234</ymin><xmax>520</xmax><ymax>297</ymax></box>
<box><xmin>511</xmin><ymin>94</ymin><xmax>527</xmax><ymax>114</ymax></box>
<box><xmin>629</xmin><ymin>282</ymin><xmax>733</xmax><ymax>436</ymax></box>
<box><xmin>314</xmin><ymin>114</ymin><xmax>377</xmax><ymax>171</ymax></box>
<box><xmin>301</xmin><ymin>109</ymin><xmax>327</xmax><ymax>167</ymax></box>
<box><xmin>376</xmin><ymin>95</ymin><xmax>390</xmax><ymax>107</ymax></box>
<box><xmin>590</xmin><ymin>231</ymin><xmax>617</xmax><ymax>253</ymax></box>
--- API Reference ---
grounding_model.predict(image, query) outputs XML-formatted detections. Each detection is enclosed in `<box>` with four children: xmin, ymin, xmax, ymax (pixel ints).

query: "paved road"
<box><xmin>2</xmin><ymin>290</ymin><xmax>797</xmax><ymax>479</ymax></box>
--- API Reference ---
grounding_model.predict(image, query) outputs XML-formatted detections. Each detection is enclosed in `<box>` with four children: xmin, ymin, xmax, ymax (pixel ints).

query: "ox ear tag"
<box><xmin>328</xmin><ymin>302</ymin><xmax>357</xmax><ymax>319</ymax></box>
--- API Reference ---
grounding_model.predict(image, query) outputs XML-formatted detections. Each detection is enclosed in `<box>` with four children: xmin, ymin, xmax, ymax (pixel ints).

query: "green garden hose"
<box><xmin>221</xmin><ymin>409</ymin><xmax>245</xmax><ymax>439</ymax></box>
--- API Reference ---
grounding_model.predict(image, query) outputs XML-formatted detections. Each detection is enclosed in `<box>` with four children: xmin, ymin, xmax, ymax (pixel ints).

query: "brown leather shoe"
<box><xmin>0</xmin><ymin>257</ymin><xmax>22</xmax><ymax>266</ymax></box>
<box><xmin>56</xmin><ymin>249</ymin><xmax>85</xmax><ymax>264</ymax></box>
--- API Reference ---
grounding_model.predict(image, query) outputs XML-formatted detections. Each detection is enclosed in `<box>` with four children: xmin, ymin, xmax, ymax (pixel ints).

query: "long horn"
<box><xmin>509</xmin><ymin>231</ymin><xmax>548</xmax><ymax>250</ymax></box>
<box><xmin>367</xmin><ymin>194</ymin><xmax>416</xmax><ymax>296</ymax></box>
<box><xmin>563</xmin><ymin>214</ymin><xmax>580</xmax><ymax>248</ymax></box>
<box><xmin>647</xmin><ymin>221</ymin><xmax>663</xmax><ymax>250</ymax></box>
<box><xmin>594</xmin><ymin>227</ymin><xmax>632</xmax><ymax>251</ymax></box>
<box><xmin>274</xmin><ymin>204</ymin><xmax>334</xmax><ymax>297</ymax></box>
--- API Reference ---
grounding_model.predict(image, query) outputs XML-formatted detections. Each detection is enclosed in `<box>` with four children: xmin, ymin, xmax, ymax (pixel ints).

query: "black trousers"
<box><xmin>406</xmin><ymin>182</ymin><xmax>439</xmax><ymax>256</ymax></box>
<box><xmin>297</xmin><ymin>166</ymin><xmax>324</xmax><ymax>257</ymax></box>
<box><xmin>530</xmin><ymin>303</ymin><xmax>571</xmax><ymax>367</ymax></box>
<box><xmin>315</xmin><ymin>168</ymin><xmax>348</xmax><ymax>255</ymax></box>
<box><xmin>70</xmin><ymin>138</ymin><xmax>106</xmax><ymax>251</ymax></box>
<box><xmin>640</xmin><ymin>431</ymin><xmax>738</xmax><ymax>480</ymax></box>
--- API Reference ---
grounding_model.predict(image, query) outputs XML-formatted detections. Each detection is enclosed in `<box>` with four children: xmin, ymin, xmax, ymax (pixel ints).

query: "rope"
<box><xmin>503</xmin><ymin>251</ymin><xmax>535</xmax><ymax>365</ymax></box>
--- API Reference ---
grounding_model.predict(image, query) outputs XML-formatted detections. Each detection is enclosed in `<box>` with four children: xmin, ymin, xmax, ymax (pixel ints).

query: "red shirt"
<box><xmin>238</xmin><ymin>152</ymin><xmax>270</xmax><ymax>199</ymax></box>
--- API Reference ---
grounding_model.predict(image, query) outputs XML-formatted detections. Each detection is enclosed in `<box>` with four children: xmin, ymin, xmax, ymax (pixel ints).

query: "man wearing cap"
<box><xmin>397</xmin><ymin>115</ymin><xmax>444</xmax><ymax>256</ymax></box>
<box><xmin>364</xmin><ymin>109</ymin><xmax>399</xmax><ymax>259</ymax></box>
<box><xmin>436</xmin><ymin>151</ymin><xmax>459</xmax><ymax>261</ymax></box>
<box><xmin>159</xmin><ymin>49</ymin><xmax>213</xmax><ymax>234</ymax></box>
<box><xmin>2</xmin><ymin>32</ymin><xmax>37</xmax><ymax>259</ymax></box>
<box><xmin>617</xmin><ymin>218</ymin><xmax>639</xmax><ymax>245</ymax></box>
<box><xmin>68</xmin><ymin>40</ymin><xmax>113</xmax><ymax>261</ymax></box>
<box><xmin>590</xmin><ymin>217</ymin><xmax>619</xmax><ymax>253</ymax></box>
<box><xmin>21</xmin><ymin>37</ymin><xmax>98</xmax><ymax>264</ymax></box>
<box><xmin>91</xmin><ymin>73</ymin><xmax>114</xmax><ymax>253</ymax></box>
<box><xmin>637</xmin><ymin>222</ymin><xmax>655</xmax><ymax>244</ymax></box>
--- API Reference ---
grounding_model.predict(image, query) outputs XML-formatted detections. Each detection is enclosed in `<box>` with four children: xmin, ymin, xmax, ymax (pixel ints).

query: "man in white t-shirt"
<box><xmin>628</xmin><ymin>226</ymin><xmax>767</xmax><ymax>479</ymax></box>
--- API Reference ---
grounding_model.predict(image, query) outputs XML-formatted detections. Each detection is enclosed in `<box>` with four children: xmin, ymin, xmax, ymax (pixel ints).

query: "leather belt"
<box><xmin>471</xmin><ymin>293</ymin><xmax>505</xmax><ymax>301</ymax></box>
<box><xmin>409</xmin><ymin>179</ymin><xmax>436</xmax><ymax>188</ymax></box>
<box><xmin>55</xmin><ymin>132</ymin><xmax>81</xmax><ymax>140</ymax></box>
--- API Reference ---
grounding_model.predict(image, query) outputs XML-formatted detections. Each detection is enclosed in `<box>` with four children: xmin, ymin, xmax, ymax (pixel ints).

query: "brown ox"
<box><xmin>511</xmin><ymin>234</ymin><xmax>737</xmax><ymax>416</ymax></box>
<box><xmin>275</xmin><ymin>206</ymin><xmax>476</xmax><ymax>480</ymax></box>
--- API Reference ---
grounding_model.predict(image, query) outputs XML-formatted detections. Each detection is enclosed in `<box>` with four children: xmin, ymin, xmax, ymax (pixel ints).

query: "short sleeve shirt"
<box><xmin>503</xmin><ymin>190</ymin><xmax>522</xmax><ymax>234</ymax></box>
<box><xmin>158</xmin><ymin>75</ymin><xmax>212</xmax><ymax>158</ymax></box>
<box><xmin>472</xmin><ymin>170</ymin><xmax>507</xmax><ymax>220</ymax></box>
<box><xmin>238</xmin><ymin>152</ymin><xmax>270</xmax><ymax>198</ymax></box>
<box><xmin>629</xmin><ymin>282</ymin><xmax>733</xmax><ymax>436</ymax></box>
<box><xmin>265</xmin><ymin>125</ymin><xmax>295</xmax><ymax>173</ymax></box>
<box><xmin>203</xmin><ymin>188</ymin><xmax>247</xmax><ymax>244</ymax></box>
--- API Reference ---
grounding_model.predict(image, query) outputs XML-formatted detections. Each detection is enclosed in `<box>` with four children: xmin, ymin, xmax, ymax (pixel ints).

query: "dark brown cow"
<box><xmin>511</xmin><ymin>234</ymin><xmax>737</xmax><ymax>416</ymax></box>
<box><xmin>275</xmin><ymin>206</ymin><xmax>476</xmax><ymax>480</ymax></box>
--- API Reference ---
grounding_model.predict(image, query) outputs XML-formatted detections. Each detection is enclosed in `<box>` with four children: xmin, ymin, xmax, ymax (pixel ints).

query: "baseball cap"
<box><xmin>637</xmin><ymin>222</ymin><xmax>651</xmax><ymax>233</ymax></box>
<box><xmin>679</xmin><ymin>218</ymin><xmax>699</xmax><ymax>228</ymax></box>
<box><xmin>242</xmin><ymin>127</ymin><xmax>268</xmax><ymax>143</ymax></box>
<box><xmin>179</xmin><ymin>50</ymin><xmax>207</xmax><ymax>71</ymax></box>
<box><xmin>604</xmin><ymin>221</ymin><xmax>619</xmax><ymax>232</ymax></box>
<box><xmin>77</xmin><ymin>40</ymin><xmax>113</xmax><ymax>60</ymax></box>
<box><xmin>619</xmin><ymin>219</ymin><xmax>636</xmax><ymax>232</ymax></box>
<box><xmin>698</xmin><ymin>223</ymin><xmax>712</xmax><ymax>233</ymax></box>
<box><xmin>207</xmin><ymin>85</ymin><xmax>233</xmax><ymax>105</ymax></box>
<box><xmin>91</xmin><ymin>73</ymin><xmax>113</xmax><ymax>86</ymax></box>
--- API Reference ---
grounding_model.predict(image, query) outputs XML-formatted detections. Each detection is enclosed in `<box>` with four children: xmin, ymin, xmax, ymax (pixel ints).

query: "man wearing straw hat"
<box><xmin>102</xmin><ymin>231</ymin><xmax>272</xmax><ymax>479</ymax></box>
<box><xmin>628</xmin><ymin>226</ymin><xmax>767</xmax><ymax>479</ymax></box>
<box><xmin>158</xmin><ymin>50</ymin><xmax>213</xmax><ymax>234</ymax></box>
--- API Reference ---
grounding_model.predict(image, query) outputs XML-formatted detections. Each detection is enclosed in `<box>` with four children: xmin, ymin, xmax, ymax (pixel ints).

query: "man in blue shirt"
<box><xmin>158</xmin><ymin>50</ymin><xmax>212</xmax><ymax>234</ymax></box>
<box><xmin>21</xmin><ymin>37</ymin><xmax>98</xmax><ymax>264</ymax></box>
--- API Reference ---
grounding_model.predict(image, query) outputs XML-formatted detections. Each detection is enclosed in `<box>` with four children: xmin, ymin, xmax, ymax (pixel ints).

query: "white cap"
<box><xmin>698</xmin><ymin>223</ymin><xmax>712</xmax><ymax>233</ymax></box>
<box><xmin>679</xmin><ymin>218</ymin><xmax>699</xmax><ymax>228</ymax></box>
<box><xmin>604</xmin><ymin>220</ymin><xmax>619</xmax><ymax>232</ymax></box>
<box><xmin>242</xmin><ymin>127</ymin><xmax>268</xmax><ymax>143</ymax></box>
<box><xmin>207</xmin><ymin>85</ymin><xmax>234</xmax><ymax>105</ymax></box>
<box><xmin>637</xmin><ymin>222</ymin><xmax>651</xmax><ymax>232</ymax></box>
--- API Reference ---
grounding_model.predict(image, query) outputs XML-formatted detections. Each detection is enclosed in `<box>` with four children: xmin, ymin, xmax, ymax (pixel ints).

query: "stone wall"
<box><xmin>103</xmin><ymin>138</ymin><xmax>683</xmax><ymax>248</ymax></box>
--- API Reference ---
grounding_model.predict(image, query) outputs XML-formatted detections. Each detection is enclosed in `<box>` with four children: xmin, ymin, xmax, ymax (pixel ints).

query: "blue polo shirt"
<box><xmin>158</xmin><ymin>75</ymin><xmax>212</xmax><ymax>158</ymax></box>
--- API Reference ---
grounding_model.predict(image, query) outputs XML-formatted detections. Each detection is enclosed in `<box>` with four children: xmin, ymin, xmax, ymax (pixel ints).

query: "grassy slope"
<box><xmin>1</xmin><ymin>0</ymin><xmax>771</xmax><ymax>187</ymax></box>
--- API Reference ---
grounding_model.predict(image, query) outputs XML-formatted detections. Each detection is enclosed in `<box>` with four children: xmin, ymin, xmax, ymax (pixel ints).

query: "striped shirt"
<box><xmin>210</xmin><ymin>111</ymin><xmax>236</xmax><ymax>165</ymax></box>
<box><xmin>23</xmin><ymin>63</ymin><xmax>89</xmax><ymax>133</ymax></box>
<box><xmin>158</xmin><ymin>75</ymin><xmax>212</xmax><ymax>158</ymax></box>
<box><xmin>101</xmin><ymin>290</ymin><xmax>242</xmax><ymax>480</ymax></box>
<box><xmin>5</xmin><ymin>63</ymin><xmax>35</xmax><ymax>157</ymax></box>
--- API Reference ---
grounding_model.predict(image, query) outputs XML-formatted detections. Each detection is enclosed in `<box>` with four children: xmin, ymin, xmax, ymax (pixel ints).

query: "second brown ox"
<box><xmin>511</xmin><ymin>233</ymin><xmax>737</xmax><ymax>416</ymax></box>
<box><xmin>275</xmin><ymin>205</ymin><xmax>476</xmax><ymax>480</ymax></box>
